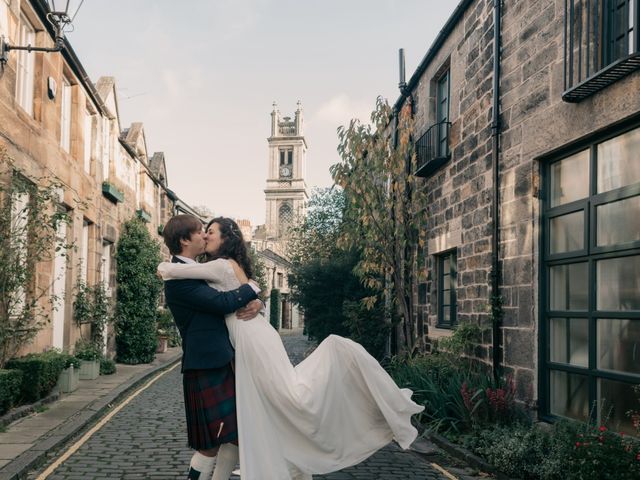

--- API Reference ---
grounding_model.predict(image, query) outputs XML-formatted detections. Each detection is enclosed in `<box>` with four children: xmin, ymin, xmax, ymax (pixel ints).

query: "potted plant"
<box><xmin>156</xmin><ymin>329</ymin><xmax>169</xmax><ymax>353</ymax></box>
<box><xmin>58</xmin><ymin>353</ymin><xmax>81</xmax><ymax>393</ymax></box>
<box><xmin>74</xmin><ymin>340</ymin><xmax>101</xmax><ymax>380</ymax></box>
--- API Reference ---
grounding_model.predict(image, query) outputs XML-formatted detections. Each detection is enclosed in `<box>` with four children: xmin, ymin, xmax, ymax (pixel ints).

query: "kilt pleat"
<box><xmin>183</xmin><ymin>364</ymin><xmax>238</xmax><ymax>450</ymax></box>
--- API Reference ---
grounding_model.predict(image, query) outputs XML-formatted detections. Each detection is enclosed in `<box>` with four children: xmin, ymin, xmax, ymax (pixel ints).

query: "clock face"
<box><xmin>280</xmin><ymin>165</ymin><xmax>292</xmax><ymax>177</ymax></box>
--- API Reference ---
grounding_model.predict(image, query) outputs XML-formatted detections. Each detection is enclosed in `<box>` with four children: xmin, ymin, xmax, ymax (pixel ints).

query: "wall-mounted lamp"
<box><xmin>0</xmin><ymin>0</ymin><xmax>84</xmax><ymax>67</ymax></box>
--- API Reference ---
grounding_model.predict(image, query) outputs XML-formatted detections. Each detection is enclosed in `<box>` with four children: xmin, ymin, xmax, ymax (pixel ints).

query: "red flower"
<box><xmin>599</xmin><ymin>426</ymin><xmax>607</xmax><ymax>432</ymax></box>
<box><xmin>576</xmin><ymin>442</ymin><xmax>582</xmax><ymax>447</ymax></box>
<box><xmin>636</xmin><ymin>453</ymin><xmax>640</xmax><ymax>461</ymax></box>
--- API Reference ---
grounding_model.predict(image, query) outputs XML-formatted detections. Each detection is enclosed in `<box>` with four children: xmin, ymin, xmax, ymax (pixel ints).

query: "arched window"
<box><xmin>279</xmin><ymin>202</ymin><xmax>293</xmax><ymax>236</ymax></box>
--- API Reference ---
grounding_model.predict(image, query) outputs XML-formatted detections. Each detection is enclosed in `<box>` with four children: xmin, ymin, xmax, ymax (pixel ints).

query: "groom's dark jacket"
<box><xmin>164</xmin><ymin>256</ymin><xmax>257</xmax><ymax>372</ymax></box>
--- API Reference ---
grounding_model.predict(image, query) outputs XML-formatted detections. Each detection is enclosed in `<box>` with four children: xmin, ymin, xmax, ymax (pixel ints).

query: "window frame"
<box><xmin>15</xmin><ymin>13</ymin><xmax>35</xmax><ymax>116</ymax></box>
<box><xmin>60</xmin><ymin>77</ymin><xmax>72</xmax><ymax>152</ymax></box>
<box><xmin>539</xmin><ymin>120</ymin><xmax>640</xmax><ymax>428</ymax></box>
<box><xmin>436</xmin><ymin>249</ymin><xmax>457</xmax><ymax>329</ymax></box>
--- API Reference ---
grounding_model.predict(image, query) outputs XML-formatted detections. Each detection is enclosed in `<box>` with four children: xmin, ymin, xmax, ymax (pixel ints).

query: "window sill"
<box><xmin>429</xmin><ymin>326</ymin><xmax>455</xmax><ymax>339</ymax></box>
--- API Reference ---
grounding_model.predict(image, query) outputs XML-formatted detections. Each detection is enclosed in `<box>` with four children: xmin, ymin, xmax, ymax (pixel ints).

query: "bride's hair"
<box><xmin>206</xmin><ymin>217</ymin><xmax>254</xmax><ymax>278</ymax></box>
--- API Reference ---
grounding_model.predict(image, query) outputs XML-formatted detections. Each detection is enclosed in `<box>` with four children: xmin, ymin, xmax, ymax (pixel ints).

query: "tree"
<box><xmin>331</xmin><ymin>98</ymin><xmax>427</xmax><ymax>353</ymax></box>
<box><xmin>114</xmin><ymin>217</ymin><xmax>163</xmax><ymax>364</ymax></box>
<box><xmin>0</xmin><ymin>149</ymin><xmax>72</xmax><ymax>367</ymax></box>
<box><xmin>287</xmin><ymin>187</ymin><xmax>389</xmax><ymax>359</ymax></box>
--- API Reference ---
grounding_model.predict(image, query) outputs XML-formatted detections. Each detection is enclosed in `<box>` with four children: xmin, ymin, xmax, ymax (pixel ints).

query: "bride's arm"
<box><xmin>157</xmin><ymin>259</ymin><xmax>230</xmax><ymax>283</ymax></box>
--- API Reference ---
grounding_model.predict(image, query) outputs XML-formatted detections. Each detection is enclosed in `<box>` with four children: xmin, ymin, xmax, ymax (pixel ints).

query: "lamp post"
<box><xmin>0</xmin><ymin>0</ymin><xmax>84</xmax><ymax>66</ymax></box>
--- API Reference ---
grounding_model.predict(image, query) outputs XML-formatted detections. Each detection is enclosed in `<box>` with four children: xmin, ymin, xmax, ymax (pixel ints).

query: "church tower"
<box><xmin>264</xmin><ymin>101</ymin><xmax>308</xmax><ymax>240</ymax></box>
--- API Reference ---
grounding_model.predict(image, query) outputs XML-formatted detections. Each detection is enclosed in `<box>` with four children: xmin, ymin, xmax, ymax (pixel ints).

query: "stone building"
<box><xmin>251</xmin><ymin>101</ymin><xmax>308</xmax><ymax>329</ymax></box>
<box><xmin>395</xmin><ymin>0</ymin><xmax>640</xmax><ymax>432</ymax></box>
<box><xmin>0</xmin><ymin>0</ymin><xmax>185</xmax><ymax>357</ymax></box>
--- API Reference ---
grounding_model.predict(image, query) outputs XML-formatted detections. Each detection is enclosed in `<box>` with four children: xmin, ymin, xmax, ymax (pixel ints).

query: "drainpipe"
<box><xmin>491</xmin><ymin>0</ymin><xmax>502</xmax><ymax>384</ymax></box>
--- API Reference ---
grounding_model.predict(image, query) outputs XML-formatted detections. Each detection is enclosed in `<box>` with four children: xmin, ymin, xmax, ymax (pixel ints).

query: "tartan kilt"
<box><xmin>183</xmin><ymin>364</ymin><xmax>238</xmax><ymax>450</ymax></box>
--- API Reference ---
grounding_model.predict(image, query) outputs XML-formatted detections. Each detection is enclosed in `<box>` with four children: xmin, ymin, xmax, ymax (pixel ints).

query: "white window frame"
<box><xmin>15</xmin><ymin>14</ymin><xmax>35</xmax><ymax>116</ymax></box>
<box><xmin>0</xmin><ymin>1</ymin><xmax>9</xmax><ymax>39</ymax></box>
<box><xmin>83</xmin><ymin>108</ymin><xmax>93</xmax><ymax>173</ymax></box>
<box><xmin>102</xmin><ymin>117</ymin><xmax>110</xmax><ymax>181</ymax></box>
<box><xmin>60</xmin><ymin>78</ymin><xmax>72</xmax><ymax>152</ymax></box>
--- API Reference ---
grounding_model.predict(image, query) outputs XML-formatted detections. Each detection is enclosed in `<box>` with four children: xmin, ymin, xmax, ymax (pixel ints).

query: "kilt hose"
<box><xmin>183</xmin><ymin>364</ymin><xmax>238</xmax><ymax>450</ymax></box>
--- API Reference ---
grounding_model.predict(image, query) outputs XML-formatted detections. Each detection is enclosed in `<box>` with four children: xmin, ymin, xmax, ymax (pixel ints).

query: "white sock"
<box><xmin>188</xmin><ymin>451</ymin><xmax>216</xmax><ymax>479</ymax></box>
<box><xmin>211</xmin><ymin>443</ymin><xmax>239</xmax><ymax>480</ymax></box>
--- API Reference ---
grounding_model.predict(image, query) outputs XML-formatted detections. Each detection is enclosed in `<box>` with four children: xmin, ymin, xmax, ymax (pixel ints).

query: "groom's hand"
<box><xmin>236</xmin><ymin>299</ymin><xmax>263</xmax><ymax>321</ymax></box>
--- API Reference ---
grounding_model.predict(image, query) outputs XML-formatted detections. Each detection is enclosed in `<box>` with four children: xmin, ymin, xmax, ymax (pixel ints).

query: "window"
<box><xmin>278</xmin><ymin>202</ymin><xmax>293</xmax><ymax>236</ymax></box>
<box><xmin>10</xmin><ymin>188</ymin><xmax>30</xmax><ymax>315</ymax></box>
<box><xmin>0</xmin><ymin>1</ymin><xmax>8</xmax><ymax>39</ymax></box>
<box><xmin>15</xmin><ymin>14</ymin><xmax>35</xmax><ymax>116</ymax></box>
<box><xmin>543</xmin><ymin>125</ymin><xmax>640</xmax><ymax>433</ymax></box>
<box><xmin>436</xmin><ymin>69</ymin><xmax>450</xmax><ymax>158</ymax></box>
<box><xmin>437</xmin><ymin>250</ymin><xmax>457</xmax><ymax>328</ymax></box>
<box><xmin>415</xmin><ymin>67</ymin><xmax>451</xmax><ymax>177</ymax></box>
<box><xmin>101</xmin><ymin>241</ymin><xmax>115</xmax><ymax>297</ymax></box>
<box><xmin>102</xmin><ymin>117</ymin><xmax>110</xmax><ymax>181</ymax></box>
<box><xmin>83</xmin><ymin>109</ymin><xmax>93</xmax><ymax>173</ymax></box>
<box><xmin>563</xmin><ymin>0</ymin><xmax>639</xmax><ymax>102</ymax></box>
<box><xmin>277</xmin><ymin>272</ymin><xmax>283</xmax><ymax>288</ymax></box>
<box><xmin>60</xmin><ymin>78</ymin><xmax>72</xmax><ymax>152</ymax></box>
<box><xmin>279</xmin><ymin>148</ymin><xmax>293</xmax><ymax>166</ymax></box>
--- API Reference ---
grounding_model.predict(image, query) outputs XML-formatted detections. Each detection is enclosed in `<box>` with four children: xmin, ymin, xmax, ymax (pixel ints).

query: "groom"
<box><xmin>162</xmin><ymin>214</ymin><xmax>262</xmax><ymax>480</ymax></box>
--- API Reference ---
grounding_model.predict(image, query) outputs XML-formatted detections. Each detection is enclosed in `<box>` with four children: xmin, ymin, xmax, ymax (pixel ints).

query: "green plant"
<box><xmin>156</xmin><ymin>308</ymin><xmax>180</xmax><ymax>347</ymax></box>
<box><xmin>6</xmin><ymin>350</ymin><xmax>66</xmax><ymax>403</ymax></box>
<box><xmin>60</xmin><ymin>353</ymin><xmax>80</xmax><ymax>369</ymax></box>
<box><xmin>270</xmin><ymin>289</ymin><xmax>281</xmax><ymax>329</ymax></box>
<box><xmin>99</xmin><ymin>358</ymin><xmax>116</xmax><ymax>375</ymax></box>
<box><xmin>0</xmin><ymin>368</ymin><xmax>23</xmax><ymax>414</ymax></box>
<box><xmin>73</xmin><ymin>280</ymin><xmax>111</xmax><ymax>348</ymax></box>
<box><xmin>74</xmin><ymin>339</ymin><xmax>101</xmax><ymax>362</ymax></box>
<box><xmin>332</xmin><ymin>99</ymin><xmax>427</xmax><ymax>352</ymax></box>
<box><xmin>0</xmin><ymin>150</ymin><xmax>74</xmax><ymax>368</ymax></box>
<box><xmin>114</xmin><ymin>217</ymin><xmax>163</xmax><ymax>364</ymax></box>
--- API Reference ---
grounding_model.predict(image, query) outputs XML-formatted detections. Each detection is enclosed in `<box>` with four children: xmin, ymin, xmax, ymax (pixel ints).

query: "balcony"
<box><xmin>137</xmin><ymin>209</ymin><xmax>152</xmax><ymax>223</ymax></box>
<box><xmin>563</xmin><ymin>0</ymin><xmax>640</xmax><ymax>102</ymax></box>
<box><xmin>414</xmin><ymin>120</ymin><xmax>451</xmax><ymax>178</ymax></box>
<box><xmin>102</xmin><ymin>182</ymin><xmax>124</xmax><ymax>203</ymax></box>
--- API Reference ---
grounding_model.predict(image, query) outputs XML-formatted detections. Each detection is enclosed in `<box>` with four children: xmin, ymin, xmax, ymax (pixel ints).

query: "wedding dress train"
<box><xmin>159</xmin><ymin>259</ymin><xmax>424</xmax><ymax>480</ymax></box>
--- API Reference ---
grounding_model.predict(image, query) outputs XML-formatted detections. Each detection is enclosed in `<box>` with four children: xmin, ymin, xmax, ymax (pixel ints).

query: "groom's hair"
<box><xmin>163</xmin><ymin>214</ymin><xmax>203</xmax><ymax>255</ymax></box>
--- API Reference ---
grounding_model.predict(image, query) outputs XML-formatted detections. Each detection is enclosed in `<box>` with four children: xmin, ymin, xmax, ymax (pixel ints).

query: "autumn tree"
<box><xmin>331</xmin><ymin>98</ymin><xmax>426</xmax><ymax>353</ymax></box>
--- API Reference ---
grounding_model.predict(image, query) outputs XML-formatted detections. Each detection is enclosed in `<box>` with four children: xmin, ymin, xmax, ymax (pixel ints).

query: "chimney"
<box><xmin>398</xmin><ymin>48</ymin><xmax>407</xmax><ymax>93</ymax></box>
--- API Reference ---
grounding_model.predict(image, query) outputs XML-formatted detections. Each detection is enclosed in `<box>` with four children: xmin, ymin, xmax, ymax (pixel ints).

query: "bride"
<box><xmin>158</xmin><ymin>217</ymin><xmax>424</xmax><ymax>480</ymax></box>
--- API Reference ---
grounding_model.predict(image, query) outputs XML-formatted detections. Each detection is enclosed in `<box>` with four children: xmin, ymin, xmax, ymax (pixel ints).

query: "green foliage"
<box><xmin>0</xmin><ymin>149</ymin><xmax>74</xmax><ymax>368</ymax></box>
<box><xmin>114</xmin><ymin>217</ymin><xmax>163</xmax><ymax>364</ymax></box>
<box><xmin>248</xmin><ymin>248</ymin><xmax>268</xmax><ymax>295</ymax></box>
<box><xmin>156</xmin><ymin>308</ymin><xmax>180</xmax><ymax>347</ymax></box>
<box><xmin>332</xmin><ymin>98</ymin><xmax>427</xmax><ymax>352</ymax></box>
<box><xmin>6</xmin><ymin>350</ymin><xmax>66</xmax><ymax>403</ymax></box>
<box><xmin>287</xmin><ymin>188</ymin><xmax>389</xmax><ymax>360</ymax></box>
<box><xmin>0</xmin><ymin>368</ymin><xmax>23</xmax><ymax>414</ymax></box>
<box><xmin>60</xmin><ymin>353</ymin><xmax>80</xmax><ymax>369</ymax></box>
<box><xmin>99</xmin><ymin>358</ymin><xmax>116</xmax><ymax>375</ymax></box>
<box><xmin>464</xmin><ymin>421</ymin><xmax>640</xmax><ymax>480</ymax></box>
<box><xmin>270</xmin><ymin>289</ymin><xmax>281</xmax><ymax>329</ymax></box>
<box><xmin>74</xmin><ymin>339</ymin><xmax>102</xmax><ymax>361</ymax></box>
<box><xmin>73</xmin><ymin>280</ymin><xmax>111</xmax><ymax>348</ymax></box>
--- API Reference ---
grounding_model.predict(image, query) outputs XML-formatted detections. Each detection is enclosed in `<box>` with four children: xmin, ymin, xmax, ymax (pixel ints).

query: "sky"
<box><xmin>67</xmin><ymin>1</ymin><xmax>457</xmax><ymax>225</ymax></box>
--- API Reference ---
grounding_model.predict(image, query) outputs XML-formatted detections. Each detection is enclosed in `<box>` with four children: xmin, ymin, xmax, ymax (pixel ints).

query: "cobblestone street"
<box><xmin>32</xmin><ymin>331</ymin><xmax>447</xmax><ymax>479</ymax></box>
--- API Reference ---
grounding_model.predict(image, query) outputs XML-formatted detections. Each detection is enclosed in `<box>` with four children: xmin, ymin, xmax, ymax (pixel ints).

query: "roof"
<box><xmin>393</xmin><ymin>0</ymin><xmax>475</xmax><ymax>111</ymax></box>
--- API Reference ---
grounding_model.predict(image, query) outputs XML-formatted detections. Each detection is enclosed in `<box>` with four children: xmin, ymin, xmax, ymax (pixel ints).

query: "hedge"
<box><xmin>0</xmin><ymin>369</ymin><xmax>23</xmax><ymax>415</ymax></box>
<box><xmin>6</xmin><ymin>351</ymin><xmax>66</xmax><ymax>403</ymax></box>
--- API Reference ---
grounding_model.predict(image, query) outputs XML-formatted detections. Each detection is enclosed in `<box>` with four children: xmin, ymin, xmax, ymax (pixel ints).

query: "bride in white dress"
<box><xmin>158</xmin><ymin>217</ymin><xmax>424</xmax><ymax>480</ymax></box>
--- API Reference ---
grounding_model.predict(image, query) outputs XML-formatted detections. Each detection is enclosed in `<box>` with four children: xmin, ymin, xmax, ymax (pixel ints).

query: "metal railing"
<box><xmin>563</xmin><ymin>0</ymin><xmax>640</xmax><ymax>102</ymax></box>
<box><xmin>414</xmin><ymin>120</ymin><xmax>451</xmax><ymax>177</ymax></box>
<box><xmin>278</xmin><ymin>123</ymin><xmax>297</xmax><ymax>136</ymax></box>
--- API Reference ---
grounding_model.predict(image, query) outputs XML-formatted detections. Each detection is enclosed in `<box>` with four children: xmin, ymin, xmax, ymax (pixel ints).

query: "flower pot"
<box><xmin>156</xmin><ymin>336</ymin><xmax>168</xmax><ymax>354</ymax></box>
<box><xmin>59</xmin><ymin>366</ymin><xmax>80</xmax><ymax>393</ymax></box>
<box><xmin>79</xmin><ymin>359</ymin><xmax>100</xmax><ymax>380</ymax></box>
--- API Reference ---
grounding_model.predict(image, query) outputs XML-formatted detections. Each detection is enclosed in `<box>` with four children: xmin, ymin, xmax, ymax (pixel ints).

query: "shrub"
<box><xmin>0</xmin><ymin>369</ymin><xmax>23</xmax><ymax>414</ymax></box>
<box><xmin>60</xmin><ymin>353</ymin><xmax>80</xmax><ymax>369</ymax></box>
<box><xmin>99</xmin><ymin>358</ymin><xmax>116</xmax><ymax>375</ymax></box>
<box><xmin>114</xmin><ymin>217</ymin><xmax>163</xmax><ymax>364</ymax></box>
<box><xmin>270</xmin><ymin>289</ymin><xmax>281</xmax><ymax>330</ymax></box>
<box><xmin>74</xmin><ymin>339</ymin><xmax>102</xmax><ymax>361</ymax></box>
<box><xmin>157</xmin><ymin>308</ymin><xmax>180</xmax><ymax>347</ymax></box>
<box><xmin>6</xmin><ymin>351</ymin><xmax>66</xmax><ymax>403</ymax></box>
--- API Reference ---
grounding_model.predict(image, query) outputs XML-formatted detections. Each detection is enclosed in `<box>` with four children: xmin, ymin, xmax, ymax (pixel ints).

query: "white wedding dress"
<box><xmin>158</xmin><ymin>259</ymin><xmax>424</xmax><ymax>480</ymax></box>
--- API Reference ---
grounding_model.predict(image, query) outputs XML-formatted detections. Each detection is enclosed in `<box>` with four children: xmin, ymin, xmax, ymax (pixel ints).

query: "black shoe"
<box><xmin>187</xmin><ymin>467</ymin><xmax>201</xmax><ymax>479</ymax></box>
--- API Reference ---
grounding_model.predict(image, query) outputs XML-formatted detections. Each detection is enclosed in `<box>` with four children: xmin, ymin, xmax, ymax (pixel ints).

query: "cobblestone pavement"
<box><xmin>32</xmin><ymin>331</ymin><xmax>448</xmax><ymax>479</ymax></box>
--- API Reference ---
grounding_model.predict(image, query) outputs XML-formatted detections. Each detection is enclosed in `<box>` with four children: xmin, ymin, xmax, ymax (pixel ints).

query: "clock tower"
<box><xmin>264</xmin><ymin>101</ymin><xmax>308</xmax><ymax>240</ymax></box>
